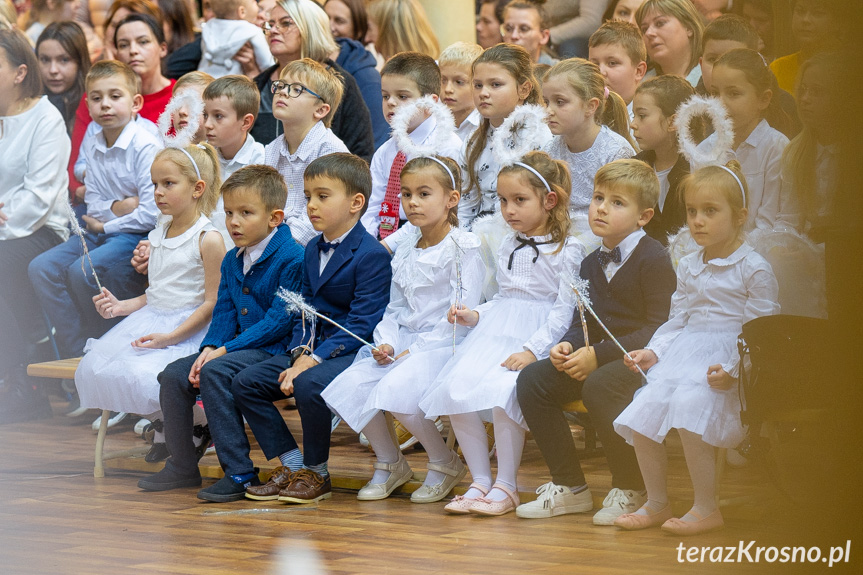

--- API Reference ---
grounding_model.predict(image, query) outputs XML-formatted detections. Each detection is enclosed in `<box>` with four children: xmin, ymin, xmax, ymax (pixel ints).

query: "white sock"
<box><xmin>393</xmin><ymin>411</ymin><xmax>451</xmax><ymax>486</ymax></box>
<box><xmin>485</xmin><ymin>408</ymin><xmax>524</xmax><ymax>502</ymax></box>
<box><xmin>632</xmin><ymin>432</ymin><xmax>668</xmax><ymax>515</ymax></box>
<box><xmin>362</xmin><ymin>412</ymin><xmax>400</xmax><ymax>484</ymax></box>
<box><xmin>678</xmin><ymin>428</ymin><xmax>719</xmax><ymax>520</ymax></box>
<box><xmin>449</xmin><ymin>412</ymin><xmax>492</xmax><ymax>498</ymax></box>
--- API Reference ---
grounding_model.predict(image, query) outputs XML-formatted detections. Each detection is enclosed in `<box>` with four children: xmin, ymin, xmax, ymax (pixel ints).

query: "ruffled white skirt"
<box><xmin>419</xmin><ymin>297</ymin><xmax>552</xmax><ymax>429</ymax></box>
<box><xmin>613</xmin><ymin>328</ymin><xmax>746</xmax><ymax>448</ymax></box>
<box><xmin>75</xmin><ymin>305</ymin><xmax>208</xmax><ymax>414</ymax></box>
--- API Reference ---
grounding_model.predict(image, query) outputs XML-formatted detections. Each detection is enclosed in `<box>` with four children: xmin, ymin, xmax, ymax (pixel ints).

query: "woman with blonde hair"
<box><xmin>635</xmin><ymin>0</ymin><xmax>704</xmax><ymax>86</ymax></box>
<box><xmin>251</xmin><ymin>0</ymin><xmax>374</xmax><ymax>159</ymax></box>
<box><xmin>366</xmin><ymin>0</ymin><xmax>439</xmax><ymax>64</ymax></box>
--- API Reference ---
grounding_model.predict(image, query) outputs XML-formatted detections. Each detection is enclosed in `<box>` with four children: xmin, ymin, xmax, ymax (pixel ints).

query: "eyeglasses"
<box><xmin>262</xmin><ymin>18</ymin><xmax>296</xmax><ymax>34</ymax></box>
<box><xmin>271</xmin><ymin>81</ymin><xmax>324</xmax><ymax>102</ymax></box>
<box><xmin>500</xmin><ymin>23</ymin><xmax>537</xmax><ymax>36</ymax></box>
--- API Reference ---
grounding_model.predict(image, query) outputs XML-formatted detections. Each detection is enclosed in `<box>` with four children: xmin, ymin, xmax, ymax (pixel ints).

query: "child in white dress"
<box><xmin>323</xmin><ymin>156</ymin><xmax>486</xmax><ymax>503</ymax></box>
<box><xmin>420</xmin><ymin>151</ymin><xmax>585</xmax><ymax>516</ymax></box>
<box><xmin>542</xmin><ymin>58</ymin><xmax>636</xmax><ymax>229</ymax></box>
<box><xmin>613</xmin><ymin>161</ymin><xmax>779</xmax><ymax>535</ymax></box>
<box><xmin>75</xmin><ymin>144</ymin><xmax>227</xmax><ymax>461</ymax></box>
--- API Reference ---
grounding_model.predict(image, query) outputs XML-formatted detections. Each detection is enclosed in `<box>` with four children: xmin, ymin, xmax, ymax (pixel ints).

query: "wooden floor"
<box><xmin>0</xmin><ymin>398</ymin><xmax>857</xmax><ymax>574</ymax></box>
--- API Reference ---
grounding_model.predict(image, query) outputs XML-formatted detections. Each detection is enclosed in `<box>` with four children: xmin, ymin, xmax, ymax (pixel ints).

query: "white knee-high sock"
<box><xmin>449</xmin><ymin>412</ymin><xmax>492</xmax><ymax>498</ymax></box>
<box><xmin>394</xmin><ymin>411</ymin><xmax>452</xmax><ymax>486</ymax></box>
<box><xmin>362</xmin><ymin>411</ymin><xmax>400</xmax><ymax>484</ymax></box>
<box><xmin>632</xmin><ymin>431</ymin><xmax>668</xmax><ymax>515</ymax></box>
<box><xmin>678</xmin><ymin>428</ymin><xmax>719</xmax><ymax>520</ymax></box>
<box><xmin>486</xmin><ymin>408</ymin><xmax>525</xmax><ymax>502</ymax></box>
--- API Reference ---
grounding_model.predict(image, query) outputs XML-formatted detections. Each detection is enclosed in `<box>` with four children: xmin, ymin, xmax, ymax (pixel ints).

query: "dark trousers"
<box><xmin>517</xmin><ymin>358</ymin><xmax>645</xmax><ymax>490</ymax></box>
<box><xmin>0</xmin><ymin>227</ymin><xmax>63</xmax><ymax>376</ymax></box>
<box><xmin>233</xmin><ymin>352</ymin><xmax>356</xmax><ymax>468</ymax></box>
<box><xmin>158</xmin><ymin>349</ymin><xmax>272</xmax><ymax>477</ymax></box>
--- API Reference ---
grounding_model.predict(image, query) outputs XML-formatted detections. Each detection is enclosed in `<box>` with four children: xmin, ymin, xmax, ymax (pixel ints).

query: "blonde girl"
<box><xmin>322</xmin><ymin>156</ymin><xmax>485</xmax><ymax>503</ymax></box>
<box><xmin>542</xmin><ymin>58</ymin><xmax>635</xmax><ymax>226</ymax></box>
<box><xmin>75</xmin><ymin>143</ymin><xmax>226</xmax><ymax>462</ymax></box>
<box><xmin>420</xmin><ymin>151</ymin><xmax>584</xmax><ymax>516</ymax></box>
<box><xmin>614</xmin><ymin>161</ymin><xmax>779</xmax><ymax>536</ymax></box>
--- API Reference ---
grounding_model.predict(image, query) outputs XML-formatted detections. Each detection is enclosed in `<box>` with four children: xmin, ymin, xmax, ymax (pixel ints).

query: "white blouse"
<box><xmin>0</xmin><ymin>97</ymin><xmax>71</xmax><ymax>241</ymax></box>
<box><xmin>544</xmin><ymin>126</ymin><xmax>635</xmax><ymax>219</ymax></box>
<box><xmin>478</xmin><ymin>232</ymin><xmax>585</xmax><ymax>359</ymax></box>
<box><xmin>647</xmin><ymin>243</ymin><xmax>779</xmax><ymax>376</ymax></box>
<box><xmin>374</xmin><ymin>227</ymin><xmax>485</xmax><ymax>354</ymax></box>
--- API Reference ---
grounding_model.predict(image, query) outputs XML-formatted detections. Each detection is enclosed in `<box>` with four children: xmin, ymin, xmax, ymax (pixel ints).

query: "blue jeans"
<box><xmin>27</xmin><ymin>231</ymin><xmax>147</xmax><ymax>358</ymax></box>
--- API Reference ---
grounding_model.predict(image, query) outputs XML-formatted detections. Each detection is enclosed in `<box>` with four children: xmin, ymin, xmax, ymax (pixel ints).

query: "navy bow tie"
<box><xmin>598</xmin><ymin>246</ymin><xmax>622</xmax><ymax>268</ymax></box>
<box><xmin>317</xmin><ymin>238</ymin><xmax>340</xmax><ymax>254</ymax></box>
<box><xmin>508</xmin><ymin>236</ymin><xmax>554</xmax><ymax>270</ymax></box>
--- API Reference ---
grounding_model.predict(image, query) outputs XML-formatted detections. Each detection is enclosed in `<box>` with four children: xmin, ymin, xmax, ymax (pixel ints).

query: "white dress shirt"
<box><xmin>600</xmin><ymin>228</ymin><xmax>645</xmax><ymax>282</ymax></box>
<box><xmin>77</xmin><ymin>118</ymin><xmax>162</xmax><ymax>234</ymax></box>
<box><xmin>237</xmin><ymin>225</ymin><xmax>277</xmax><ymax>274</ymax></box>
<box><xmin>455</xmin><ymin>108</ymin><xmax>482</xmax><ymax>143</ymax></box>
<box><xmin>213</xmin><ymin>133</ymin><xmax>266</xmax><ymax>247</ymax></box>
<box><xmin>264</xmin><ymin>121</ymin><xmax>348</xmax><ymax>246</ymax></box>
<box><xmin>317</xmin><ymin>225</ymin><xmax>354</xmax><ymax>275</ymax></box>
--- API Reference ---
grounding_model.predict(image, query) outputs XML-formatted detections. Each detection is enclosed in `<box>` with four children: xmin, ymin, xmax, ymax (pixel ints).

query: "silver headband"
<box><xmin>422</xmin><ymin>156</ymin><xmax>457</xmax><ymax>190</ymax></box>
<box><xmin>717</xmin><ymin>165</ymin><xmax>746</xmax><ymax>204</ymax></box>
<box><xmin>178</xmin><ymin>146</ymin><xmax>202</xmax><ymax>180</ymax></box>
<box><xmin>513</xmin><ymin>161</ymin><xmax>552</xmax><ymax>194</ymax></box>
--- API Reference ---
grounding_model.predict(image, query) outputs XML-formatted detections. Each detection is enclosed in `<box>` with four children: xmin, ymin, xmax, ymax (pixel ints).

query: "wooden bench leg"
<box><xmin>94</xmin><ymin>409</ymin><xmax>110</xmax><ymax>478</ymax></box>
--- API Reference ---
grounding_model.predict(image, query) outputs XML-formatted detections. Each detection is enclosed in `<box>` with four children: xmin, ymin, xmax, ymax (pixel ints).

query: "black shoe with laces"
<box><xmin>197</xmin><ymin>470</ymin><xmax>261</xmax><ymax>502</ymax></box>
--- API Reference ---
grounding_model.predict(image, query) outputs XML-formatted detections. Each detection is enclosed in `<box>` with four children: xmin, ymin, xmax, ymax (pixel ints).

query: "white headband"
<box><xmin>178</xmin><ymin>145</ymin><xmax>205</xmax><ymax>181</ymax></box>
<box><xmin>717</xmin><ymin>165</ymin><xmax>746</xmax><ymax>204</ymax></box>
<box><xmin>513</xmin><ymin>161</ymin><xmax>552</xmax><ymax>194</ymax></box>
<box><xmin>422</xmin><ymin>156</ymin><xmax>457</xmax><ymax>190</ymax></box>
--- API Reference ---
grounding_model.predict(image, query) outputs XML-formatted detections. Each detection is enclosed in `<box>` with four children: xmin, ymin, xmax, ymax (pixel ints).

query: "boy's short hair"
<box><xmin>589</xmin><ymin>20</ymin><xmax>647</xmax><ymax>65</ymax></box>
<box><xmin>203</xmin><ymin>75</ymin><xmax>261</xmax><ymax>122</ymax></box>
<box><xmin>381</xmin><ymin>51</ymin><xmax>441</xmax><ymax>97</ymax></box>
<box><xmin>222</xmin><ymin>164</ymin><xmax>288</xmax><ymax>212</ymax></box>
<box><xmin>279</xmin><ymin>58</ymin><xmax>344</xmax><ymax>127</ymax></box>
<box><xmin>438</xmin><ymin>41</ymin><xmax>484</xmax><ymax>70</ymax></box>
<box><xmin>209</xmin><ymin>0</ymin><xmax>241</xmax><ymax>19</ymax></box>
<box><xmin>594</xmin><ymin>159</ymin><xmax>659</xmax><ymax>211</ymax></box>
<box><xmin>702</xmin><ymin>14</ymin><xmax>760</xmax><ymax>51</ymax></box>
<box><xmin>85</xmin><ymin>59</ymin><xmax>141</xmax><ymax>95</ymax></box>
<box><xmin>304</xmin><ymin>153</ymin><xmax>371</xmax><ymax>216</ymax></box>
<box><xmin>175</xmin><ymin>70</ymin><xmax>214</xmax><ymax>94</ymax></box>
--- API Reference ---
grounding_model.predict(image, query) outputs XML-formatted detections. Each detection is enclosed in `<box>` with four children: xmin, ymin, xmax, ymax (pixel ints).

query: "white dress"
<box><xmin>419</xmin><ymin>232</ymin><xmax>585</xmax><ymax>428</ymax></box>
<box><xmin>76</xmin><ymin>215</ymin><xmax>220</xmax><ymax>414</ymax></box>
<box><xmin>544</xmin><ymin>126</ymin><xmax>635</xmax><ymax>228</ymax></box>
<box><xmin>322</xmin><ymin>227</ymin><xmax>485</xmax><ymax>431</ymax></box>
<box><xmin>614</xmin><ymin>243</ymin><xmax>780</xmax><ymax>448</ymax></box>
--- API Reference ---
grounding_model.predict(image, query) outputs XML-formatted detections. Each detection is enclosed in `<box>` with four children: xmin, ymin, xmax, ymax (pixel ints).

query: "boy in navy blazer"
<box><xmin>138</xmin><ymin>165</ymin><xmax>304</xmax><ymax>495</ymax></box>
<box><xmin>236</xmin><ymin>153</ymin><xmax>392</xmax><ymax>505</ymax></box>
<box><xmin>515</xmin><ymin>159</ymin><xmax>676</xmax><ymax>524</ymax></box>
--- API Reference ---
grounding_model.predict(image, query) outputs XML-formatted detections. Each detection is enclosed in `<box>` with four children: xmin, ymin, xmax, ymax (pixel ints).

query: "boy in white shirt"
<box><xmin>29</xmin><ymin>60</ymin><xmax>162</xmax><ymax>358</ymax></box>
<box><xmin>264</xmin><ymin>58</ymin><xmax>348</xmax><ymax>246</ymax></box>
<box><xmin>199</xmin><ymin>0</ymin><xmax>275</xmax><ymax>78</ymax></box>
<box><xmin>439</xmin><ymin>42</ymin><xmax>484</xmax><ymax>143</ymax></box>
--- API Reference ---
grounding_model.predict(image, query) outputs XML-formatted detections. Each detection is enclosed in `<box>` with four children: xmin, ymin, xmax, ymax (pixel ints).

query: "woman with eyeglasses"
<box><xmin>250</xmin><ymin>0</ymin><xmax>374</xmax><ymax>161</ymax></box>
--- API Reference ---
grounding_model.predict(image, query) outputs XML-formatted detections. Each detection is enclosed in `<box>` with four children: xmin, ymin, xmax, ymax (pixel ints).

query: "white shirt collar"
<box><xmin>279</xmin><ymin>121</ymin><xmax>326</xmax><ymax>162</ymax></box>
<box><xmin>94</xmin><ymin>120</ymin><xmax>137</xmax><ymax>152</ymax></box>
<box><xmin>406</xmin><ymin>115</ymin><xmax>437</xmax><ymax>148</ymax></box>
<box><xmin>602</xmin><ymin>228</ymin><xmax>645</xmax><ymax>259</ymax></box>
<box><xmin>227</xmin><ymin>133</ymin><xmax>259</xmax><ymax>165</ymax></box>
<box><xmin>322</xmin><ymin>224</ymin><xmax>354</xmax><ymax>245</ymax></box>
<box><xmin>739</xmin><ymin>119</ymin><xmax>772</xmax><ymax>150</ymax></box>
<box><xmin>237</xmin><ymin>226</ymin><xmax>278</xmax><ymax>274</ymax></box>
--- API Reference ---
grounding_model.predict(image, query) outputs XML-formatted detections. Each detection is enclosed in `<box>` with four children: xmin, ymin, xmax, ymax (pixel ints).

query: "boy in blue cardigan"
<box><xmin>515</xmin><ymin>159</ymin><xmax>676</xmax><ymax>524</ymax></box>
<box><xmin>139</xmin><ymin>165</ymin><xmax>304</xmax><ymax>493</ymax></box>
<box><xmin>236</xmin><ymin>153</ymin><xmax>392</xmax><ymax>505</ymax></box>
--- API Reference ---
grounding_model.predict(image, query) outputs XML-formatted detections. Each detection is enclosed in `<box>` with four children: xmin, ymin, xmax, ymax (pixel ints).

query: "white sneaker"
<box><xmin>91</xmin><ymin>411</ymin><xmax>128</xmax><ymax>432</ymax></box>
<box><xmin>515</xmin><ymin>482</ymin><xmax>593</xmax><ymax>519</ymax></box>
<box><xmin>592</xmin><ymin>488</ymin><xmax>647</xmax><ymax>525</ymax></box>
<box><xmin>133</xmin><ymin>418</ymin><xmax>151</xmax><ymax>435</ymax></box>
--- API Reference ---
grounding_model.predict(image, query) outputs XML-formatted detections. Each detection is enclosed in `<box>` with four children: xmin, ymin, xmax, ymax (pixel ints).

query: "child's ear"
<box><xmin>430</xmin><ymin>94</ymin><xmax>439</xmax><ymax>102</ymax></box>
<box><xmin>193</xmin><ymin>179</ymin><xmax>206</xmax><ymax>198</ymax></box>
<box><xmin>237</xmin><ymin>4</ymin><xmax>246</xmax><ymax>19</ymax></box>
<box><xmin>586</xmin><ymin>96</ymin><xmax>600</xmax><ymax>117</ymax></box>
<box><xmin>544</xmin><ymin>190</ymin><xmax>558</xmax><ymax>211</ymax></box>
<box><xmin>269</xmin><ymin>208</ymin><xmax>285</xmax><ymax>227</ymax></box>
<box><xmin>736</xmin><ymin>207</ymin><xmax>749</xmax><ymax>228</ymax></box>
<box><xmin>635</xmin><ymin>61</ymin><xmax>647</xmax><ymax>82</ymax></box>
<box><xmin>758</xmin><ymin>88</ymin><xmax>773</xmax><ymax>113</ymax></box>
<box><xmin>666</xmin><ymin>112</ymin><xmax>677</xmax><ymax>133</ymax></box>
<box><xmin>517</xmin><ymin>79</ymin><xmax>532</xmax><ymax>101</ymax></box>
<box><xmin>131</xmin><ymin>93</ymin><xmax>144</xmax><ymax>114</ymax></box>
<box><xmin>447</xmin><ymin>189</ymin><xmax>461</xmax><ymax>211</ymax></box>
<box><xmin>241</xmin><ymin>112</ymin><xmax>255</xmax><ymax>132</ymax></box>
<box><xmin>638</xmin><ymin>206</ymin><xmax>655</xmax><ymax>227</ymax></box>
<box><xmin>313</xmin><ymin>102</ymin><xmax>331</xmax><ymax>121</ymax></box>
<box><xmin>349</xmin><ymin>192</ymin><xmax>366</xmax><ymax>215</ymax></box>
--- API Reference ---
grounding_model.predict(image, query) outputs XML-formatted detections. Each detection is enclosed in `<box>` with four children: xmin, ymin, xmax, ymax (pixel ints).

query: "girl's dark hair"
<box><xmin>465</xmin><ymin>43</ymin><xmax>541</xmax><ymax>197</ymax></box>
<box><xmin>36</xmin><ymin>22</ymin><xmax>91</xmax><ymax>133</ymax></box>
<box><xmin>0</xmin><ymin>28</ymin><xmax>43</xmax><ymax>99</ymax></box>
<box><xmin>714</xmin><ymin>48</ymin><xmax>791</xmax><ymax>137</ymax></box>
<box><xmin>401</xmin><ymin>155</ymin><xmax>462</xmax><ymax>226</ymax></box>
<box><xmin>325</xmin><ymin>0</ymin><xmax>368</xmax><ymax>42</ymax></box>
<box><xmin>114</xmin><ymin>12</ymin><xmax>167</xmax><ymax>47</ymax></box>
<box><xmin>156</xmin><ymin>0</ymin><xmax>195</xmax><ymax>54</ymax></box>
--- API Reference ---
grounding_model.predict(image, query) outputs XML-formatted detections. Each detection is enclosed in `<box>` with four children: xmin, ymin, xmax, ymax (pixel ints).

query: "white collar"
<box><xmin>601</xmin><ymin>228</ymin><xmax>644</xmax><ymax>259</ymax></box>
<box><xmin>226</xmin><ymin>133</ymin><xmax>258</xmax><ymax>164</ymax></box>
<box><xmin>322</xmin><ymin>224</ymin><xmax>355</xmax><ymax>245</ymax></box>
<box><xmin>236</xmin><ymin>226</ymin><xmax>278</xmax><ymax>261</ymax></box>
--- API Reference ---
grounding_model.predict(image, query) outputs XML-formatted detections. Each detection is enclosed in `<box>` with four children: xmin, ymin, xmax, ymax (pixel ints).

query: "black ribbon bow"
<box><xmin>597</xmin><ymin>246</ymin><xmax>622</xmax><ymax>268</ymax></box>
<box><xmin>508</xmin><ymin>236</ymin><xmax>554</xmax><ymax>270</ymax></box>
<box><xmin>317</xmin><ymin>238</ymin><xmax>340</xmax><ymax>254</ymax></box>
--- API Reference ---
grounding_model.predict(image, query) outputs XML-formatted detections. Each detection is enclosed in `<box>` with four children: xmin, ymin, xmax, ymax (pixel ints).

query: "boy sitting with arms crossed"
<box><xmin>515</xmin><ymin>159</ymin><xmax>676</xmax><ymax>524</ymax></box>
<box><xmin>234</xmin><ymin>153</ymin><xmax>392</xmax><ymax>505</ymax></box>
<box><xmin>588</xmin><ymin>20</ymin><xmax>648</xmax><ymax>124</ymax></box>
<box><xmin>264</xmin><ymin>59</ymin><xmax>348</xmax><ymax>247</ymax></box>
<box><xmin>29</xmin><ymin>60</ymin><xmax>162</xmax><ymax>360</ymax></box>
<box><xmin>361</xmin><ymin>51</ymin><xmax>463</xmax><ymax>245</ymax></box>
<box><xmin>203</xmin><ymin>74</ymin><xmax>265</xmax><ymax>244</ymax></box>
<box><xmin>138</xmin><ymin>165</ymin><xmax>305</xmax><ymax>494</ymax></box>
<box><xmin>439</xmin><ymin>41</ymin><xmax>484</xmax><ymax>142</ymax></box>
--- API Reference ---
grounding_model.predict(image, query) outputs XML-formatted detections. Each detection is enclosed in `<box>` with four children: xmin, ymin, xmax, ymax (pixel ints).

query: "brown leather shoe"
<box><xmin>278</xmin><ymin>469</ymin><xmax>332</xmax><ymax>503</ymax></box>
<box><xmin>245</xmin><ymin>466</ymin><xmax>296</xmax><ymax>501</ymax></box>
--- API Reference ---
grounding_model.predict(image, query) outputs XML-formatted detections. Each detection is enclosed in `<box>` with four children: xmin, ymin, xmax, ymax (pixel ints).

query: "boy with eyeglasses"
<box><xmin>264</xmin><ymin>58</ymin><xmax>349</xmax><ymax>246</ymax></box>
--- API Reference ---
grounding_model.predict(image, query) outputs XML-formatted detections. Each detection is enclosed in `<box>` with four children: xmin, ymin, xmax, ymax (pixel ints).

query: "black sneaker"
<box><xmin>193</xmin><ymin>424</ymin><xmax>212</xmax><ymax>461</ymax></box>
<box><xmin>197</xmin><ymin>470</ymin><xmax>261</xmax><ymax>502</ymax></box>
<box><xmin>138</xmin><ymin>465</ymin><xmax>202</xmax><ymax>491</ymax></box>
